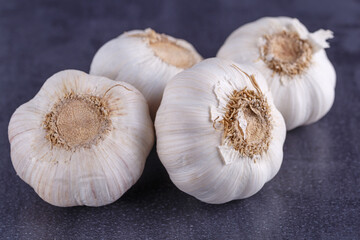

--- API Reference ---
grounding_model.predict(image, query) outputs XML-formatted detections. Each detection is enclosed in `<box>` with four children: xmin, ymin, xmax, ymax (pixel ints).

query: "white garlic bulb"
<box><xmin>155</xmin><ymin>58</ymin><xmax>286</xmax><ymax>204</ymax></box>
<box><xmin>217</xmin><ymin>17</ymin><xmax>336</xmax><ymax>130</ymax></box>
<box><xmin>8</xmin><ymin>70</ymin><xmax>154</xmax><ymax>207</ymax></box>
<box><xmin>90</xmin><ymin>28</ymin><xmax>202</xmax><ymax>119</ymax></box>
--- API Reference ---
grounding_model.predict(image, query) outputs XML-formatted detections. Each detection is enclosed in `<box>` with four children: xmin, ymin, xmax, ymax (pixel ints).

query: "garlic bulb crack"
<box><xmin>90</xmin><ymin>28</ymin><xmax>202</xmax><ymax>119</ymax></box>
<box><xmin>155</xmin><ymin>58</ymin><xmax>286</xmax><ymax>204</ymax></box>
<box><xmin>8</xmin><ymin>70</ymin><xmax>154</xmax><ymax>207</ymax></box>
<box><xmin>217</xmin><ymin>17</ymin><xmax>336</xmax><ymax>130</ymax></box>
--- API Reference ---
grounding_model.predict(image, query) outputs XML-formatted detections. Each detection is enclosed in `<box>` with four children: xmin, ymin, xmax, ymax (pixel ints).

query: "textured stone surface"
<box><xmin>0</xmin><ymin>0</ymin><xmax>359</xmax><ymax>239</ymax></box>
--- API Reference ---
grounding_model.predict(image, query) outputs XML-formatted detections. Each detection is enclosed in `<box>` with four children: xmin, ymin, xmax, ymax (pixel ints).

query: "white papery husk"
<box><xmin>90</xmin><ymin>28</ymin><xmax>202</xmax><ymax>119</ymax></box>
<box><xmin>8</xmin><ymin>70</ymin><xmax>154</xmax><ymax>207</ymax></box>
<box><xmin>155</xmin><ymin>58</ymin><xmax>286</xmax><ymax>204</ymax></box>
<box><xmin>217</xmin><ymin>17</ymin><xmax>336</xmax><ymax>130</ymax></box>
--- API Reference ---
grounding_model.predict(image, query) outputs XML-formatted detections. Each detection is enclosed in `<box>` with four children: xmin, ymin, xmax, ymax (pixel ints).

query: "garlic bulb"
<box><xmin>217</xmin><ymin>17</ymin><xmax>336</xmax><ymax>130</ymax></box>
<box><xmin>8</xmin><ymin>70</ymin><xmax>154</xmax><ymax>207</ymax></box>
<box><xmin>155</xmin><ymin>58</ymin><xmax>286</xmax><ymax>204</ymax></box>
<box><xmin>90</xmin><ymin>28</ymin><xmax>202</xmax><ymax>118</ymax></box>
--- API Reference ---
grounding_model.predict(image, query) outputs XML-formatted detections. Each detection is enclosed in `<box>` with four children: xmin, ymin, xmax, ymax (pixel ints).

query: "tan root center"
<box><xmin>219</xmin><ymin>88</ymin><xmax>272</xmax><ymax>158</ymax></box>
<box><xmin>44</xmin><ymin>93</ymin><xmax>111</xmax><ymax>150</ymax></box>
<box><xmin>260</xmin><ymin>31</ymin><xmax>312</xmax><ymax>76</ymax></box>
<box><xmin>131</xmin><ymin>29</ymin><xmax>198</xmax><ymax>69</ymax></box>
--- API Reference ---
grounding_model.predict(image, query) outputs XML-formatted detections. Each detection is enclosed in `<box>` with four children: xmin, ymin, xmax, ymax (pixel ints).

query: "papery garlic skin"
<box><xmin>90</xmin><ymin>28</ymin><xmax>202</xmax><ymax>119</ymax></box>
<box><xmin>8</xmin><ymin>70</ymin><xmax>154</xmax><ymax>207</ymax></box>
<box><xmin>155</xmin><ymin>58</ymin><xmax>286</xmax><ymax>204</ymax></box>
<box><xmin>217</xmin><ymin>17</ymin><xmax>336</xmax><ymax>130</ymax></box>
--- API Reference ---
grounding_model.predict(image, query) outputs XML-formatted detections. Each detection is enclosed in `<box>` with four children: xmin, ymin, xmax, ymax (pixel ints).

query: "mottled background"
<box><xmin>0</xmin><ymin>0</ymin><xmax>359</xmax><ymax>239</ymax></box>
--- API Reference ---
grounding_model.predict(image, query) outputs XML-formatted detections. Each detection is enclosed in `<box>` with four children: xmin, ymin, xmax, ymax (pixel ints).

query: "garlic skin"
<box><xmin>8</xmin><ymin>70</ymin><xmax>154</xmax><ymax>207</ymax></box>
<box><xmin>90</xmin><ymin>28</ymin><xmax>202</xmax><ymax>119</ymax></box>
<box><xmin>155</xmin><ymin>58</ymin><xmax>286</xmax><ymax>204</ymax></box>
<box><xmin>217</xmin><ymin>17</ymin><xmax>336</xmax><ymax>130</ymax></box>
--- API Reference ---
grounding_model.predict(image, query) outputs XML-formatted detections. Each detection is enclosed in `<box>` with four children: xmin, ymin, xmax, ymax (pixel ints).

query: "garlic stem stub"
<box><xmin>8</xmin><ymin>70</ymin><xmax>154</xmax><ymax>207</ymax></box>
<box><xmin>90</xmin><ymin>28</ymin><xmax>202</xmax><ymax>119</ymax></box>
<box><xmin>155</xmin><ymin>58</ymin><xmax>286</xmax><ymax>204</ymax></box>
<box><xmin>217</xmin><ymin>17</ymin><xmax>336</xmax><ymax>130</ymax></box>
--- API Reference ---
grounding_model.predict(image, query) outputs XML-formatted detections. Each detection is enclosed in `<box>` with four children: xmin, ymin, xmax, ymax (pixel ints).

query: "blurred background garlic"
<box><xmin>8</xmin><ymin>70</ymin><xmax>154</xmax><ymax>207</ymax></box>
<box><xmin>90</xmin><ymin>28</ymin><xmax>202</xmax><ymax>119</ymax></box>
<box><xmin>217</xmin><ymin>17</ymin><xmax>336</xmax><ymax>130</ymax></box>
<box><xmin>155</xmin><ymin>58</ymin><xmax>286</xmax><ymax>204</ymax></box>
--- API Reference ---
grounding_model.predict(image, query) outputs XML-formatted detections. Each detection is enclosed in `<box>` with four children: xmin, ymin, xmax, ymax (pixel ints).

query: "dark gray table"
<box><xmin>1</xmin><ymin>0</ymin><xmax>359</xmax><ymax>239</ymax></box>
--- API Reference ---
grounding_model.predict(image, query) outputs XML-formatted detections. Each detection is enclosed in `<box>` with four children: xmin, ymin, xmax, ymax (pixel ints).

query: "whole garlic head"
<box><xmin>155</xmin><ymin>58</ymin><xmax>286</xmax><ymax>204</ymax></box>
<box><xmin>217</xmin><ymin>17</ymin><xmax>336</xmax><ymax>130</ymax></box>
<box><xmin>8</xmin><ymin>70</ymin><xmax>154</xmax><ymax>207</ymax></box>
<box><xmin>90</xmin><ymin>28</ymin><xmax>202</xmax><ymax>119</ymax></box>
